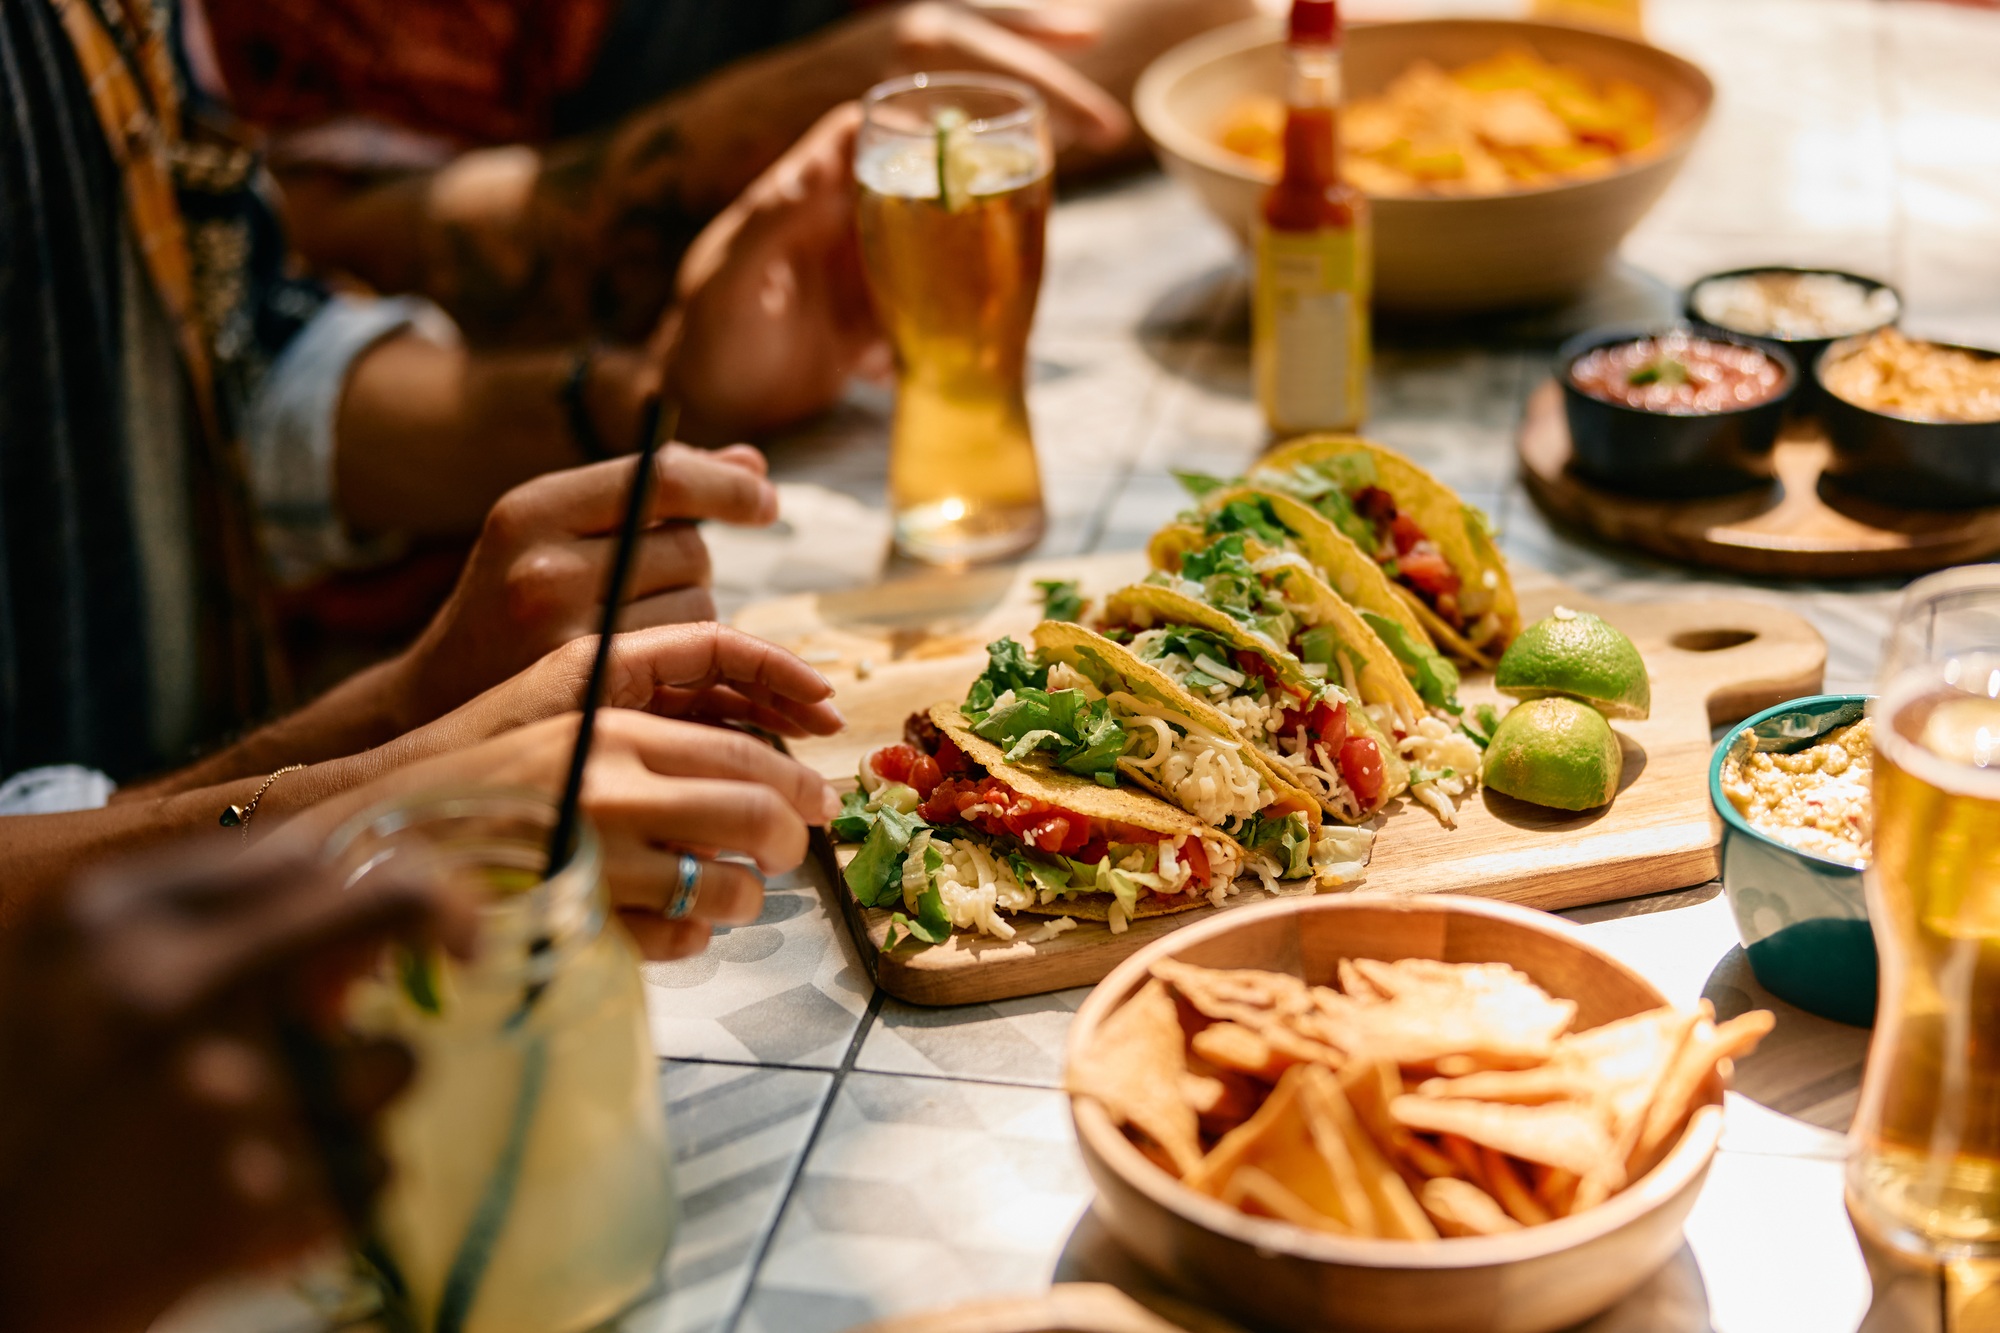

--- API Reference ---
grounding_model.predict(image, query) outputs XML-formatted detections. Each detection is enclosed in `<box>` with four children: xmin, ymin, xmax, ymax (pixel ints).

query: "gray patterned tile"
<box><xmin>856</xmin><ymin>988</ymin><xmax>1091</xmax><ymax>1089</ymax></box>
<box><xmin>641</xmin><ymin>861</ymin><xmax>871</xmax><ymax>1068</ymax></box>
<box><xmin>739</xmin><ymin>1074</ymin><xmax>1092</xmax><ymax>1333</ymax></box>
<box><xmin>631</xmin><ymin>1062</ymin><xmax>835</xmax><ymax>1333</ymax></box>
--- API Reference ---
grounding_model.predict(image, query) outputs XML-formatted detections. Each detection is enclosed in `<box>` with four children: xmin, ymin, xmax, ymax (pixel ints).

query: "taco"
<box><xmin>836</xmin><ymin>703</ymin><xmax>1249</xmax><ymax>942</ymax></box>
<box><xmin>1146</xmin><ymin>524</ymin><xmax>1456</xmax><ymax>722</ymax></box>
<box><xmin>1245</xmin><ymin>436</ymin><xmax>1520</xmax><ymax>665</ymax></box>
<box><xmin>1080</xmin><ymin>586</ymin><xmax>1410</xmax><ymax>824</ymax></box>
<box><xmin>1138</xmin><ymin>530</ymin><xmax>1488</xmax><ymax>825</ymax></box>
<box><xmin>955</xmin><ymin>636</ymin><xmax>1373</xmax><ymax>889</ymax></box>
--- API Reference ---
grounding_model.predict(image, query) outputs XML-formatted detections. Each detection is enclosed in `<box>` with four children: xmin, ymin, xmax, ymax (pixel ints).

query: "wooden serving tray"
<box><xmin>1518</xmin><ymin>380</ymin><xmax>2000</xmax><ymax>578</ymax></box>
<box><xmin>736</xmin><ymin>552</ymin><xmax>1825</xmax><ymax>1006</ymax></box>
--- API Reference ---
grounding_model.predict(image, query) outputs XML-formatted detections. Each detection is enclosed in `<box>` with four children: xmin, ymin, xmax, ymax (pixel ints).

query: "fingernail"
<box><xmin>819</xmin><ymin>784</ymin><xmax>842</xmax><ymax>821</ymax></box>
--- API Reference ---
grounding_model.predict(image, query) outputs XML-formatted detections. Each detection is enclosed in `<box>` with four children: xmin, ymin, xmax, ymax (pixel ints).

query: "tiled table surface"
<box><xmin>160</xmin><ymin>2</ymin><xmax>2000</xmax><ymax>1331</ymax></box>
<box><xmin>683</xmin><ymin>3</ymin><xmax>2000</xmax><ymax>1330</ymax></box>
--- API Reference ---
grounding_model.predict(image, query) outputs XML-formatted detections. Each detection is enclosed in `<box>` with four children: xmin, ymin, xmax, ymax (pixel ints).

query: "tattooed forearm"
<box><xmin>416</xmin><ymin>112</ymin><xmax>705</xmax><ymax>344</ymax></box>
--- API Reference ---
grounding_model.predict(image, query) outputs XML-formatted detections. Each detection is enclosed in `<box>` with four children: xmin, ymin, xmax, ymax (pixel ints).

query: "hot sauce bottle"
<box><xmin>1254</xmin><ymin>0</ymin><xmax>1370</xmax><ymax>437</ymax></box>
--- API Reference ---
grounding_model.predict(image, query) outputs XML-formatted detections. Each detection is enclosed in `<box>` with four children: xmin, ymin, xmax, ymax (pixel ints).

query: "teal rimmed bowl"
<box><xmin>1710</xmin><ymin>694</ymin><xmax>1876</xmax><ymax>1027</ymax></box>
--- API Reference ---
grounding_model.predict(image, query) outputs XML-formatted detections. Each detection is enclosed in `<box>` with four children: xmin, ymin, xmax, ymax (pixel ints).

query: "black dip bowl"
<box><xmin>1818</xmin><ymin>334</ymin><xmax>2000</xmax><ymax>509</ymax></box>
<box><xmin>1684</xmin><ymin>266</ymin><xmax>1900</xmax><ymax>416</ymax></box>
<box><xmin>1557</xmin><ymin>325</ymin><xmax>1796</xmax><ymax>498</ymax></box>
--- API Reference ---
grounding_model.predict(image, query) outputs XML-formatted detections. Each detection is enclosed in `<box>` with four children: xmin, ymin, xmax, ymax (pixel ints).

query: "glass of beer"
<box><xmin>325</xmin><ymin>790</ymin><xmax>675</xmax><ymax>1333</ymax></box>
<box><xmin>857</xmin><ymin>72</ymin><xmax>1052</xmax><ymax>565</ymax></box>
<box><xmin>1849</xmin><ymin>565</ymin><xmax>2000</xmax><ymax>1263</ymax></box>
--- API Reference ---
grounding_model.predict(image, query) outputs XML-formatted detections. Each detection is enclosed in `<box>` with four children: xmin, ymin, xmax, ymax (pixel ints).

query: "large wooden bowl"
<box><xmin>1066</xmin><ymin>894</ymin><xmax>1724</xmax><ymax>1333</ymax></box>
<box><xmin>1133</xmin><ymin>18</ymin><xmax>1714</xmax><ymax>314</ymax></box>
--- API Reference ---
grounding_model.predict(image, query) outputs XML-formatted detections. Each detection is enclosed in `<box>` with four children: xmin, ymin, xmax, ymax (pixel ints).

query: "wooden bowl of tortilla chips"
<box><xmin>1066</xmin><ymin>894</ymin><xmax>1755</xmax><ymax>1333</ymax></box>
<box><xmin>1134</xmin><ymin>18</ymin><xmax>1713</xmax><ymax>314</ymax></box>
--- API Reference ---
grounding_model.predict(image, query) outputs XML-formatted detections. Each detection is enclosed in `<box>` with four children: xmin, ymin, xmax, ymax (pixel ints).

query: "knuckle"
<box><xmin>502</xmin><ymin>548</ymin><xmax>581</xmax><ymax>625</ymax></box>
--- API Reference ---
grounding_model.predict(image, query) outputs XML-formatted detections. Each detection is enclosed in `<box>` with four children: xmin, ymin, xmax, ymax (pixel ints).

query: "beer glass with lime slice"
<box><xmin>858</xmin><ymin>73</ymin><xmax>1051</xmax><ymax>564</ymax></box>
<box><xmin>326</xmin><ymin>790</ymin><xmax>674</xmax><ymax>1333</ymax></box>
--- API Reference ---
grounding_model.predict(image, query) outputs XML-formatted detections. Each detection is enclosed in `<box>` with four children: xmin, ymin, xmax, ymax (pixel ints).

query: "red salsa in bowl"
<box><xmin>1570</xmin><ymin>331</ymin><xmax>1789</xmax><ymax>415</ymax></box>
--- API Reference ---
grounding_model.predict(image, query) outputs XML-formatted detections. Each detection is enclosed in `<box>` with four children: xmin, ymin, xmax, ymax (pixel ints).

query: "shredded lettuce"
<box><xmin>1237</xmin><ymin>809</ymin><xmax>1313</xmax><ymax>879</ymax></box>
<box><xmin>1202</xmin><ymin>496</ymin><xmax>1292</xmax><ymax>547</ymax></box>
<box><xmin>843</xmin><ymin>804</ymin><xmax>928</xmax><ymax>909</ymax></box>
<box><xmin>1172</xmin><ymin>469</ymin><xmax>1234</xmax><ymax>499</ymax></box>
<box><xmin>971</xmin><ymin>683</ymin><xmax>1128</xmax><ymax>786</ymax></box>
<box><xmin>1257</xmin><ymin>458</ymin><xmax>1380</xmax><ymax>554</ymax></box>
<box><xmin>1095</xmin><ymin>858</ymin><xmax>1143</xmax><ymax>919</ymax></box>
<box><xmin>1359</xmin><ymin>611</ymin><xmax>1461</xmax><ymax>712</ymax></box>
<box><xmin>963</xmin><ymin>637</ymin><xmax>1050</xmax><ymax>717</ymax></box>
<box><xmin>1035</xmin><ymin>579</ymin><xmax>1084</xmax><ymax>623</ymax></box>
<box><xmin>1165</xmin><ymin>535</ymin><xmax>1299</xmax><ymax>646</ymax></box>
<box><xmin>886</xmin><ymin>844</ymin><xmax>952</xmax><ymax>947</ymax></box>
<box><xmin>1459</xmin><ymin>701</ymin><xmax>1502</xmax><ymax>750</ymax></box>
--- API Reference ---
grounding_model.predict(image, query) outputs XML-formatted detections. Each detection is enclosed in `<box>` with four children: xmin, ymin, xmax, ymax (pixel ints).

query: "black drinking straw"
<box><xmin>544</xmin><ymin>396</ymin><xmax>677</xmax><ymax>878</ymax></box>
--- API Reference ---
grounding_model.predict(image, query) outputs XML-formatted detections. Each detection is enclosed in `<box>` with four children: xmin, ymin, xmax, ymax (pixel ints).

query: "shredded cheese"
<box><xmin>1400</xmin><ymin>715</ymin><xmax>1485</xmax><ymax>826</ymax></box>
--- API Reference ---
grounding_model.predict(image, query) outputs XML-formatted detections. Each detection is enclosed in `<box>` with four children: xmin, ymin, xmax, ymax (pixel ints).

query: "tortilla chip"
<box><xmin>1420</xmin><ymin>1177</ymin><xmax>1522</xmax><ymax>1237</ymax></box>
<box><xmin>1189</xmin><ymin>1069</ymin><xmax>1367</xmax><ymax>1232</ymax></box>
<box><xmin>1302</xmin><ymin>965</ymin><xmax>1576</xmax><ymax>1069</ymax></box>
<box><xmin>1390</xmin><ymin>1096</ymin><xmax>1616</xmax><ymax>1179</ymax></box>
<box><xmin>1304</xmin><ymin>1067</ymin><xmax>1437</xmax><ymax>1240</ymax></box>
<box><xmin>1627</xmin><ymin>1006</ymin><xmax>1773</xmax><ymax>1179</ymax></box>
<box><xmin>1480</xmin><ymin>1147</ymin><xmax>1551</xmax><ymax>1226</ymax></box>
<box><xmin>1184</xmin><ymin>1053</ymin><xmax>1266</xmax><ymax>1130</ymax></box>
<box><xmin>1067</xmin><ymin>980</ymin><xmax>1203</xmax><ymax>1177</ymax></box>
<box><xmin>1223</xmin><ymin>1165</ymin><xmax>1355</xmax><ymax>1236</ymax></box>
<box><xmin>1191</xmin><ymin>1021</ymin><xmax>1299</xmax><ymax>1082</ymax></box>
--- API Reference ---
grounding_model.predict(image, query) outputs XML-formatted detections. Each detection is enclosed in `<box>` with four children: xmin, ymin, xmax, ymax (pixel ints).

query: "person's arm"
<box><xmin>7</xmin><ymin>623</ymin><xmax>843</xmax><ymax>922</ymax></box>
<box><xmin>277</xmin><ymin>2</ymin><xmax>1126</xmax><ymax>345</ymax></box>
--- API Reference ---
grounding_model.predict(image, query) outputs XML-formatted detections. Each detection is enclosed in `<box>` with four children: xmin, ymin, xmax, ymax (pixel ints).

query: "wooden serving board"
<box><xmin>1518</xmin><ymin>379</ymin><xmax>2000</xmax><ymax>578</ymax></box>
<box><xmin>736</xmin><ymin>552</ymin><xmax>1825</xmax><ymax>1006</ymax></box>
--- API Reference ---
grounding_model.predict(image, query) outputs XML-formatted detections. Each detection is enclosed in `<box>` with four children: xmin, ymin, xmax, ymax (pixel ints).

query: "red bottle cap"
<box><xmin>1289</xmin><ymin>0</ymin><xmax>1339</xmax><ymax>46</ymax></box>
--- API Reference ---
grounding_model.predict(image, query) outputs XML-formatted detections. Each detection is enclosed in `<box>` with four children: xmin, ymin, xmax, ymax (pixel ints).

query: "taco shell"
<box><xmin>1028</xmin><ymin>620</ymin><xmax>1325</xmax><ymax>826</ymax></box>
<box><xmin>1111</xmin><ymin>566</ymin><xmax>1426</xmax><ymax>735</ymax></box>
<box><xmin>929</xmin><ymin>704</ymin><xmax>1241</xmax><ymax>920</ymax></box>
<box><xmin>1254</xmin><ymin>436</ymin><xmax>1521</xmax><ymax>664</ymax></box>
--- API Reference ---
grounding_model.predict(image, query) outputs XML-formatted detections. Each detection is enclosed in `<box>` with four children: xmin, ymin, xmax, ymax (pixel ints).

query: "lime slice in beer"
<box><xmin>934</xmin><ymin>108</ymin><xmax>975</xmax><ymax>212</ymax></box>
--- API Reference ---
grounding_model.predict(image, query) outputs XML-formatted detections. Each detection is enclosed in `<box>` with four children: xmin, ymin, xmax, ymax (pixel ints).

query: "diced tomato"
<box><xmin>869</xmin><ymin>743</ymin><xmax>920</xmax><ymax>785</ymax></box>
<box><xmin>908</xmin><ymin>755</ymin><xmax>943</xmax><ymax>798</ymax></box>
<box><xmin>1178</xmin><ymin>837</ymin><xmax>1211</xmax><ymax>889</ymax></box>
<box><xmin>932</xmin><ymin>731</ymin><xmax>973</xmax><ymax>775</ymax></box>
<box><xmin>1388</xmin><ymin>512</ymin><xmax>1427</xmax><ymax>555</ymax></box>
<box><xmin>1355</xmin><ymin>486</ymin><xmax>1398</xmax><ymax>524</ymax></box>
<box><xmin>1338</xmin><ymin>736</ymin><xmax>1385</xmax><ymax>808</ymax></box>
<box><xmin>1397</xmin><ymin>546</ymin><xmax>1461</xmax><ymax>600</ymax></box>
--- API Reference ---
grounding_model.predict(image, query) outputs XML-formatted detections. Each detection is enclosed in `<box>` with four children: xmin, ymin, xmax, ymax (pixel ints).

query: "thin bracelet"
<box><xmin>560</xmin><ymin>343</ymin><xmax>614</xmax><ymax>462</ymax></box>
<box><xmin>221</xmin><ymin>764</ymin><xmax>307</xmax><ymax>838</ymax></box>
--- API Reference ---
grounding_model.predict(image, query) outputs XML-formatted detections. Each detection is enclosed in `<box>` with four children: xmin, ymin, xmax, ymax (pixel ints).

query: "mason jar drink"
<box><xmin>857</xmin><ymin>72</ymin><xmax>1051</xmax><ymax>565</ymax></box>
<box><xmin>1850</xmin><ymin>568</ymin><xmax>2000</xmax><ymax>1262</ymax></box>
<box><xmin>325</xmin><ymin>790</ymin><xmax>674</xmax><ymax>1333</ymax></box>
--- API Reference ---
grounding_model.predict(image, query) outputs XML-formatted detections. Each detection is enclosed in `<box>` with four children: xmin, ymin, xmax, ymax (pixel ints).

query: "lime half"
<box><xmin>1482</xmin><ymin>697</ymin><xmax>1624</xmax><ymax>811</ymax></box>
<box><xmin>1495</xmin><ymin>606</ymin><xmax>1651</xmax><ymax>721</ymax></box>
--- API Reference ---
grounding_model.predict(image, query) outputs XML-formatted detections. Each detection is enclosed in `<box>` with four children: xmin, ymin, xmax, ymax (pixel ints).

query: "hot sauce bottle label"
<box><xmin>1254</xmin><ymin>220</ymin><xmax>1371</xmax><ymax>434</ymax></box>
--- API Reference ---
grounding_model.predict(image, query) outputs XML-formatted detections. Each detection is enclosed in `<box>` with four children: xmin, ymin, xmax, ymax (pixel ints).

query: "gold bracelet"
<box><xmin>221</xmin><ymin>764</ymin><xmax>307</xmax><ymax>838</ymax></box>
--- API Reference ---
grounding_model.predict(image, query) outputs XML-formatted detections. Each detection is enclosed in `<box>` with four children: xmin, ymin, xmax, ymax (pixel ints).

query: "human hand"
<box><xmin>0</xmin><ymin>846</ymin><xmax>474</xmax><ymax>1333</ymax></box>
<box><xmin>666</xmin><ymin>104</ymin><xmax>884</xmax><ymax>442</ymax></box>
<box><xmin>394</xmin><ymin>446</ymin><xmax>778</xmax><ymax>729</ymax></box>
<box><xmin>401</xmin><ymin>622</ymin><xmax>846</xmax><ymax>757</ymax></box>
<box><xmin>304</xmin><ymin>709</ymin><xmax>842</xmax><ymax>962</ymax></box>
<box><xmin>841</xmin><ymin>2</ymin><xmax>1128</xmax><ymax>152</ymax></box>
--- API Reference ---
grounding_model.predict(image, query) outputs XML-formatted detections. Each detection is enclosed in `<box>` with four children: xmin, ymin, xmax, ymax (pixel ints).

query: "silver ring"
<box><xmin>666</xmin><ymin>854</ymin><xmax>702</xmax><ymax>920</ymax></box>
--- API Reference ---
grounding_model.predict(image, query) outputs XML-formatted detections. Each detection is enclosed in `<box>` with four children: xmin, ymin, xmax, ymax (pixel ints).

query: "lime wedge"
<box><xmin>1495</xmin><ymin>606</ymin><xmax>1651</xmax><ymax>721</ymax></box>
<box><xmin>1482</xmin><ymin>697</ymin><xmax>1624</xmax><ymax>811</ymax></box>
